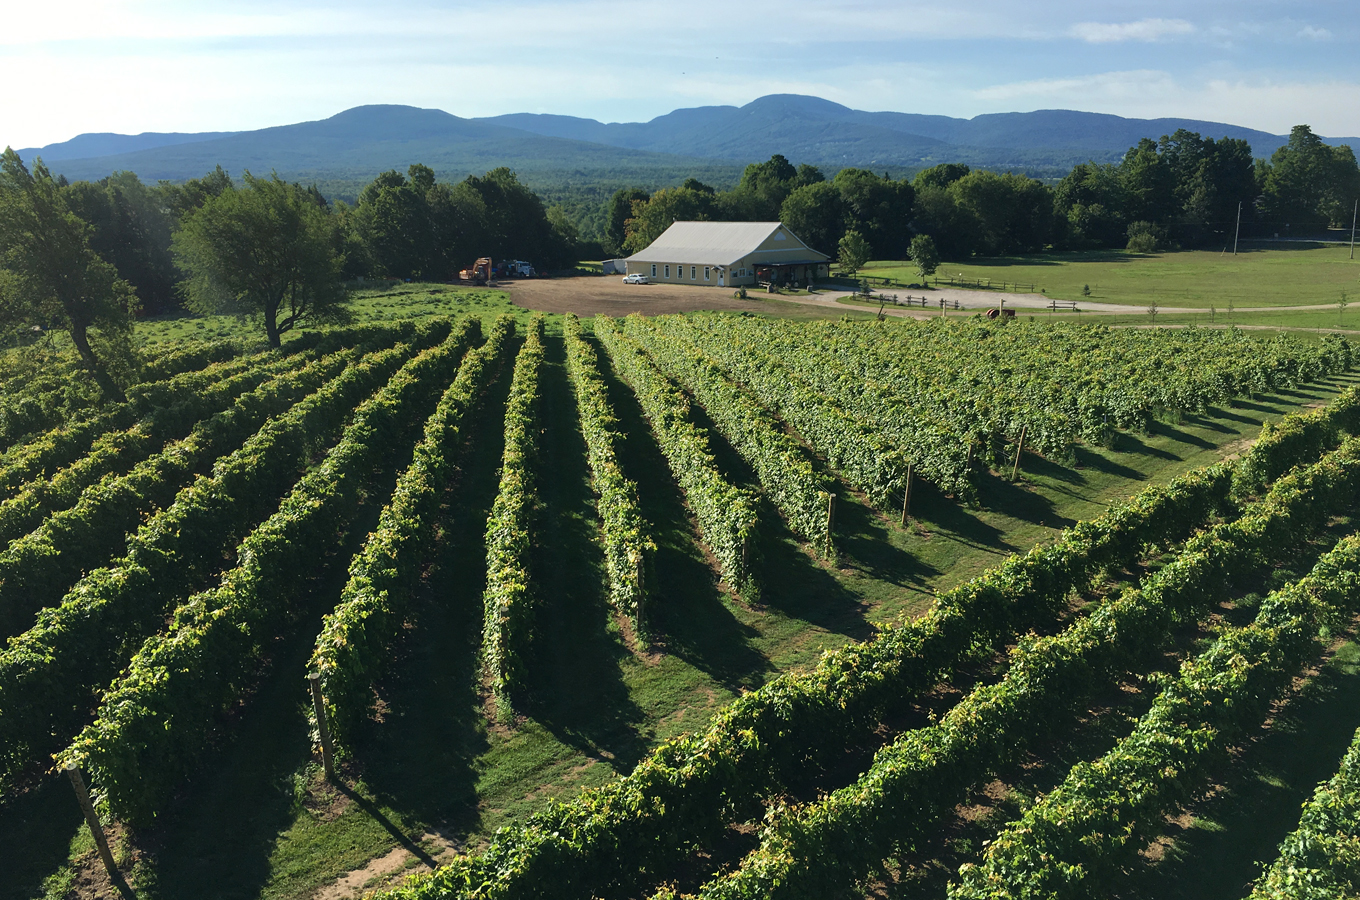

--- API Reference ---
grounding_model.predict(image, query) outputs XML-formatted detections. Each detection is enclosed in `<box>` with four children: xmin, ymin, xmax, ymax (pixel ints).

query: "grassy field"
<box><xmin>860</xmin><ymin>243</ymin><xmax>1360</xmax><ymax>309</ymax></box>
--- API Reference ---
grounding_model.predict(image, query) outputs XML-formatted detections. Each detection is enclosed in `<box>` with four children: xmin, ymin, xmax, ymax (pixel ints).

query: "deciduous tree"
<box><xmin>173</xmin><ymin>172</ymin><xmax>348</xmax><ymax>348</ymax></box>
<box><xmin>0</xmin><ymin>149</ymin><xmax>137</xmax><ymax>401</ymax></box>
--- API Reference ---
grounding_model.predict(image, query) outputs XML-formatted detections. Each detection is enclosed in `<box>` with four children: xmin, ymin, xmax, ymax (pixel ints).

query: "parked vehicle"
<box><xmin>622</xmin><ymin>273</ymin><xmax>650</xmax><ymax>284</ymax></box>
<box><xmin>459</xmin><ymin>257</ymin><xmax>493</xmax><ymax>285</ymax></box>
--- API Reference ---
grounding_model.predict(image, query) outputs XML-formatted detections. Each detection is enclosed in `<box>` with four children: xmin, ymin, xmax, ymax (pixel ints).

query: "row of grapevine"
<box><xmin>1248</xmin><ymin>724</ymin><xmax>1360</xmax><ymax>898</ymax></box>
<box><xmin>863</xmin><ymin>319</ymin><xmax>1349</xmax><ymax>444</ymax></box>
<box><xmin>0</xmin><ymin>337</ymin><xmax>252</xmax><ymax>453</ymax></box>
<box><xmin>594</xmin><ymin>317</ymin><xmax>760</xmax><ymax>602</ymax></box>
<box><xmin>0</xmin><ymin>351</ymin><xmax>272</xmax><ymax>499</ymax></box>
<box><xmin>0</xmin><ymin>348</ymin><xmax>368</xmax><ymax>641</ymax></box>
<box><xmin>621</xmin><ymin>315</ymin><xmax>832</xmax><ymax>553</ymax></box>
<box><xmin>675</xmin><ymin>314</ymin><xmax>975</xmax><ymax>496</ymax></box>
<box><xmin>0</xmin><ymin>320</ymin><xmax>429</xmax><ymax>498</ymax></box>
<box><xmin>0</xmin><ymin>351</ymin><xmax>319</xmax><ymax>546</ymax></box>
<box><xmin>0</xmin><ymin>326</ymin><xmax>476</xmax><ymax>785</ymax></box>
<box><xmin>482</xmin><ymin>316</ymin><xmax>546</xmax><ymax>712</ymax></box>
<box><xmin>313</xmin><ymin>315</ymin><xmax>515</xmax><ymax>747</ymax></box>
<box><xmin>688</xmin><ymin>434</ymin><xmax>1360</xmax><ymax>900</ymax></box>
<box><xmin>651</xmin><ymin>315</ymin><xmax>906</xmax><ymax>510</ymax></box>
<box><xmin>1235</xmin><ymin>385</ymin><xmax>1360</xmax><ymax>495</ymax></box>
<box><xmin>950</xmin><ymin>529</ymin><xmax>1360</xmax><ymax>900</ymax></box>
<box><xmin>376</xmin><ymin>461</ymin><xmax>1238</xmax><ymax>900</ymax></box>
<box><xmin>563</xmin><ymin>314</ymin><xmax>654</xmax><ymax>634</ymax></box>
<box><xmin>59</xmin><ymin>320</ymin><xmax>479</xmax><ymax>824</ymax></box>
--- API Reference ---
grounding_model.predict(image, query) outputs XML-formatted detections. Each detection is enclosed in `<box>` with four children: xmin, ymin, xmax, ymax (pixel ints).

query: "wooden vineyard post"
<box><xmin>635</xmin><ymin>556</ymin><xmax>646</xmax><ymax>638</ymax></box>
<box><xmin>1011</xmin><ymin>424</ymin><xmax>1028</xmax><ymax>482</ymax></box>
<box><xmin>65</xmin><ymin>763</ymin><xmax>119</xmax><ymax>880</ymax></box>
<box><xmin>824</xmin><ymin>492</ymin><xmax>837</xmax><ymax>559</ymax></box>
<box><xmin>900</xmin><ymin>464</ymin><xmax>913</xmax><ymax>524</ymax></box>
<box><xmin>307</xmin><ymin>673</ymin><xmax>337</xmax><ymax>781</ymax></box>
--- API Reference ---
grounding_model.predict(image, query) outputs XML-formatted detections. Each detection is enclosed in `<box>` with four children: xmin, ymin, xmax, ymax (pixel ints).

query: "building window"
<box><xmin>664</xmin><ymin>265</ymin><xmax>670</xmax><ymax>278</ymax></box>
<box><xmin>691</xmin><ymin>266</ymin><xmax>696</xmax><ymax>280</ymax></box>
<box><xmin>704</xmin><ymin>267</ymin><xmax>710</xmax><ymax>281</ymax></box>
<box><xmin>651</xmin><ymin>264</ymin><xmax>656</xmax><ymax>277</ymax></box>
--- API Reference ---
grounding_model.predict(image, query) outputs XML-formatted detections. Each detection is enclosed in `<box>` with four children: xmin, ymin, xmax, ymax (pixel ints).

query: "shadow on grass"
<box><xmin>832</xmin><ymin>490</ymin><xmax>942</xmax><ymax>597</ymax></box>
<box><xmin>353</xmin><ymin>351</ymin><xmax>515</xmax><ymax>839</ymax></box>
<box><xmin>1147</xmin><ymin>420</ymin><xmax>1217</xmax><ymax>450</ymax></box>
<box><xmin>977</xmin><ymin>471</ymin><xmax>1075</xmax><ymax>531</ymax></box>
<box><xmin>1072</xmin><ymin>444</ymin><xmax>1146</xmax><ymax>481</ymax></box>
<box><xmin>593</xmin><ymin>333</ymin><xmax>771</xmax><ymax>694</ymax></box>
<box><xmin>1131</xmin><ymin>640</ymin><xmax>1360</xmax><ymax>900</ymax></box>
<box><xmin>908</xmin><ymin>478</ymin><xmax>1013</xmax><ymax>554</ymax></box>
<box><xmin>521</xmin><ymin>332</ymin><xmax>646</xmax><ymax>772</ymax></box>
<box><xmin>0</xmin><ymin>776</ymin><xmax>83</xmax><ymax>900</ymax></box>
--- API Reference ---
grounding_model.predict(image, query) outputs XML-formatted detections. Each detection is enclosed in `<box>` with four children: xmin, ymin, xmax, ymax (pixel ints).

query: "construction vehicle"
<box><xmin>459</xmin><ymin>257</ymin><xmax>493</xmax><ymax>285</ymax></box>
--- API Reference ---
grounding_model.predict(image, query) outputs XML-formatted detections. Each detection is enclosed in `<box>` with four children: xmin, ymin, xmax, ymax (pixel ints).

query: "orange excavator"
<box><xmin>459</xmin><ymin>257</ymin><xmax>493</xmax><ymax>285</ymax></box>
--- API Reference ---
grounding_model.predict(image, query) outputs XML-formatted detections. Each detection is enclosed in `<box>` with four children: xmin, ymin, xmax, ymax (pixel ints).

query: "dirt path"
<box><xmin>501</xmin><ymin>278</ymin><xmax>767</xmax><ymax>316</ymax></box>
<box><xmin>499</xmin><ymin>276</ymin><xmax>1354</xmax><ymax>320</ymax></box>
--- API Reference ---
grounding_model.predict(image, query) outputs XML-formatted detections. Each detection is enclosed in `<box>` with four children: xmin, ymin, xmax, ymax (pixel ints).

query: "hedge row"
<box><xmin>0</xmin><ymin>328</ymin><xmax>467</xmax><ymax>785</ymax></box>
<box><xmin>0</xmin><ymin>349</ymin><xmax>363</xmax><ymax>642</ymax></box>
<box><xmin>1235</xmin><ymin>385</ymin><xmax>1360</xmax><ymax>496</ymax></box>
<box><xmin>482</xmin><ymin>316</ymin><xmax>546</xmax><ymax>713</ymax></box>
<box><xmin>313</xmin><ymin>315</ymin><xmax>514</xmax><ymax>747</ymax></box>
<box><xmin>595</xmin><ymin>317</ymin><xmax>760</xmax><ymax>602</ymax></box>
<box><xmin>691</xmin><ymin>434</ymin><xmax>1360</xmax><ymax>900</ymax></box>
<box><xmin>0</xmin><ymin>351</ymin><xmax>318</xmax><ymax>546</ymax></box>
<box><xmin>1249</xmin><ymin>724</ymin><xmax>1360</xmax><ymax>899</ymax></box>
<box><xmin>950</xmin><ymin>529</ymin><xmax>1360</xmax><ymax>900</ymax></box>
<box><xmin>563</xmin><ymin>315</ymin><xmax>654</xmax><ymax>633</ymax></box>
<box><xmin>0</xmin><ymin>350</ymin><xmax>292</xmax><ymax>501</ymax></box>
<box><xmin>376</xmin><ymin>463</ymin><xmax>1236</xmax><ymax>900</ymax></box>
<box><xmin>623</xmin><ymin>315</ymin><xmax>831</xmax><ymax>553</ymax></box>
<box><xmin>657</xmin><ymin>315</ymin><xmax>907</xmax><ymax>510</ymax></box>
<box><xmin>59</xmin><ymin>320</ymin><xmax>476</xmax><ymax>824</ymax></box>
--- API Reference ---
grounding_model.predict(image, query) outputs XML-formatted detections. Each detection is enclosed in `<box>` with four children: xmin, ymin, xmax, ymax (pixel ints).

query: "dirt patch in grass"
<box><xmin>501</xmin><ymin>277</ymin><xmax>768</xmax><ymax>317</ymax></box>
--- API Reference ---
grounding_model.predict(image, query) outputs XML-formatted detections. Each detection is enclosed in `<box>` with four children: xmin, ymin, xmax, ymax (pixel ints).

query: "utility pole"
<box><xmin>1233</xmin><ymin>201</ymin><xmax>1242</xmax><ymax>255</ymax></box>
<box><xmin>1351</xmin><ymin>198</ymin><xmax>1357</xmax><ymax>260</ymax></box>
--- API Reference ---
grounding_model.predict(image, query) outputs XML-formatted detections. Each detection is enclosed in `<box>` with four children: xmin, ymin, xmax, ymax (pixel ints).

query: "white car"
<box><xmin>622</xmin><ymin>273</ymin><xmax>650</xmax><ymax>284</ymax></box>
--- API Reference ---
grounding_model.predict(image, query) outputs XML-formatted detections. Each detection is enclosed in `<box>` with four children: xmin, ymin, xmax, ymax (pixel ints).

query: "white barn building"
<box><xmin>624</xmin><ymin>221</ymin><xmax>830</xmax><ymax>288</ymax></box>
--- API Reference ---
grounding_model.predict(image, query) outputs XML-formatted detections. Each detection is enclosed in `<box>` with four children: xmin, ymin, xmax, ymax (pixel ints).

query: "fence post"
<box><xmin>635</xmin><ymin>555</ymin><xmax>646</xmax><ymax>638</ymax></box>
<box><xmin>824</xmin><ymin>492</ymin><xmax>837</xmax><ymax>558</ymax></box>
<box><xmin>308</xmin><ymin>673</ymin><xmax>337</xmax><ymax>781</ymax></box>
<box><xmin>65</xmin><ymin>763</ymin><xmax>119</xmax><ymax>880</ymax></box>
<box><xmin>1011</xmin><ymin>424</ymin><xmax>1028</xmax><ymax>482</ymax></box>
<box><xmin>900</xmin><ymin>464</ymin><xmax>913</xmax><ymax>524</ymax></box>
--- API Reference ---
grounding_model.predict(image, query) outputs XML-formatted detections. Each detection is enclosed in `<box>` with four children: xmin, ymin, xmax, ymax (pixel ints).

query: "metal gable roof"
<box><xmin>624</xmin><ymin>221</ymin><xmax>828</xmax><ymax>267</ymax></box>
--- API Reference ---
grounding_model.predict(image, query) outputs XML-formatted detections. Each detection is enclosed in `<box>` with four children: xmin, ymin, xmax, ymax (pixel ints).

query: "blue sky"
<box><xmin>3</xmin><ymin>0</ymin><xmax>1357</xmax><ymax>149</ymax></box>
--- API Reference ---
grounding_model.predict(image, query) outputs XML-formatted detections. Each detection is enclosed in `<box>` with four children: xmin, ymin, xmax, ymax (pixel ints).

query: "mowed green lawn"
<box><xmin>862</xmin><ymin>243</ymin><xmax>1360</xmax><ymax>309</ymax></box>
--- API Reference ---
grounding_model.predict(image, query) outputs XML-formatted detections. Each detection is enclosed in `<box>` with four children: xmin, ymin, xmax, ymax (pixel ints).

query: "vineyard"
<box><xmin>3</xmin><ymin>311</ymin><xmax>1360</xmax><ymax>900</ymax></box>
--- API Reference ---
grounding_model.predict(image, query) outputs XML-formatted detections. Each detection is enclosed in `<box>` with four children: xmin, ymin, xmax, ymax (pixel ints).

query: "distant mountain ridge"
<box><xmin>15</xmin><ymin>95</ymin><xmax>1359</xmax><ymax>187</ymax></box>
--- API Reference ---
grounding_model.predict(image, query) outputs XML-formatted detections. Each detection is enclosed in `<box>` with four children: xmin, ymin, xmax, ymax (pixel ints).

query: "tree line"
<box><xmin>602</xmin><ymin>124</ymin><xmax>1360</xmax><ymax>263</ymax></box>
<box><xmin>0</xmin><ymin>150</ymin><xmax>579</xmax><ymax>393</ymax></box>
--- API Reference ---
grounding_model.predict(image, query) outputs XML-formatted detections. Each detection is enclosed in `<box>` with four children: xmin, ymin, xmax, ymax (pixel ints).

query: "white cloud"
<box><xmin>1297</xmin><ymin>25</ymin><xmax>1332</xmax><ymax>41</ymax></box>
<box><xmin>1069</xmin><ymin>18</ymin><xmax>1195</xmax><ymax>44</ymax></box>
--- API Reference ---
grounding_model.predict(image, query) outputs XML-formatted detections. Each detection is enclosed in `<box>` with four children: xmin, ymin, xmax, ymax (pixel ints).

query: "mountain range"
<box><xmin>16</xmin><ymin>94</ymin><xmax>1360</xmax><ymax>189</ymax></box>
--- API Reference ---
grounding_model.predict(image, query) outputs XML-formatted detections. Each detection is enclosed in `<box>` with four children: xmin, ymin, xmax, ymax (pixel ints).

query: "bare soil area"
<box><xmin>500</xmin><ymin>277</ymin><xmax>768</xmax><ymax>317</ymax></box>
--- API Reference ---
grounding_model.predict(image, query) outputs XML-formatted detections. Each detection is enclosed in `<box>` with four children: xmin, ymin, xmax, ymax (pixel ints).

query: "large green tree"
<box><xmin>604</xmin><ymin>187</ymin><xmax>649</xmax><ymax>256</ymax></box>
<box><xmin>64</xmin><ymin>171</ymin><xmax>178</xmax><ymax>314</ymax></box>
<box><xmin>780</xmin><ymin>181</ymin><xmax>846</xmax><ymax>255</ymax></box>
<box><xmin>173</xmin><ymin>172</ymin><xmax>348</xmax><ymax>348</ymax></box>
<box><xmin>0</xmin><ymin>149</ymin><xmax>137</xmax><ymax>401</ymax></box>
<box><xmin>622</xmin><ymin>185</ymin><xmax>715</xmax><ymax>253</ymax></box>
<box><xmin>1261</xmin><ymin>125</ymin><xmax>1360</xmax><ymax>230</ymax></box>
